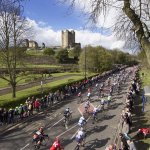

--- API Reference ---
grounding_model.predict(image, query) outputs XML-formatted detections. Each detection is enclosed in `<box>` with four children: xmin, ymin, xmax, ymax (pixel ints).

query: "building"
<box><xmin>22</xmin><ymin>39</ymin><xmax>39</xmax><ymax>49</ymax></box>
<box><xmin>62</xmin><ymin>30</ymin><xmax>81</xmax><ymax>49</ymax></box>
<box><xmin>28</xmin><ymin>40</ymin><xmax>38</xmax><ymax>49</ymax></box>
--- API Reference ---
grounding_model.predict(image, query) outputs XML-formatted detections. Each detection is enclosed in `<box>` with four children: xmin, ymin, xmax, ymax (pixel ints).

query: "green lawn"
<box><xmin>25</xmin><ymin>64</ymin><xmax>61</xmax><ymax>68</ymax></box>
<box><xmin>0</xmin><ymin>73</ymin><xmax>97</xmax><ymax>108</ymax></box>
<box><xmin>139</xmin><ymin>68</ymin><xmax>150</xmax><ymax>86</ymax></box>
<box><xmin>26</xmin><ymin>49</ymin><xmax>44</xmax><ymax>56</ymax></box>
<box><xmin>0</xmin><ymin>72</ymin><xmax>95</xmax><ymax>89</ymax></box>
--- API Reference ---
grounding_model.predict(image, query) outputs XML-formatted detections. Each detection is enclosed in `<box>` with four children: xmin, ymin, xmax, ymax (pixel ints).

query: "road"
<box><xmin>0</xmin><ymin>68</ymin><xmax>133</xmax><ymax>150</ymax></box>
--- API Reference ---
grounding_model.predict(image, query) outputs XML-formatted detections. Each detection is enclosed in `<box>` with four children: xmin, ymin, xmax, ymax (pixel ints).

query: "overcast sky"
<box><xmin>23</xmin><ymin>0</ymin><xmax>127</xmax><ymax>51</ymax></box>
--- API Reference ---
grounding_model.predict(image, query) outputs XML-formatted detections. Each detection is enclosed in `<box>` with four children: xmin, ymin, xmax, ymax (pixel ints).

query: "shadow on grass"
<box><xmin>130</xmin><ymin>92</ymin><xmax>150</xmax><ymax>150</ymax></box>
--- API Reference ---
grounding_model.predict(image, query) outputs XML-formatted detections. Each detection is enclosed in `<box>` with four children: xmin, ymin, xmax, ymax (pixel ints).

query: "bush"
<box><xmin>43</xmin><ymin>48</ymin><xmax>55</xmax><ymax>56</ymax></box>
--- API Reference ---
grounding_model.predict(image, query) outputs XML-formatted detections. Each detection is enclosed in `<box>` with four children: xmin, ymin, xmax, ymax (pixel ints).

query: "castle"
<box><xmin>62</xmin><ymin>30</ymin><xmax>81</xmax><ymax>49</ymax></box>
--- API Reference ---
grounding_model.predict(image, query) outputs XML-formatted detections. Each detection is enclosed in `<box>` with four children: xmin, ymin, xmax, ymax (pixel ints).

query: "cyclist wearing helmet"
<box><xmin>75</xmin><ymin>128</ymin><xmax>86</xmax><ymax>147</ymax></box>
<box><xmin>50</xmin><ymin>137</ymin><xmax>64</xmax><ymax>150</ymax></box>
<box><xmin>64</xmin><ymin>107</ymin><xmax>72</xmax><ymax>120</ymax></box>
<box><xmin>78</xmin><ymin>116</ymin><xmax>87</xmax><ymax>128</ymax></box>
<box><xmin>84</xmin><ymin>100</ymin><xmax>90</xmax><ymax>113</ymax></box>
<box><xmin>92</xmin><ymin>106</ymin><xmax>99</xmax><ymax>123</ymax></box>
<box><xmin>33</xmin><ymin>127</ymin><xmax>46</xmax><ymax>145</ymax></box>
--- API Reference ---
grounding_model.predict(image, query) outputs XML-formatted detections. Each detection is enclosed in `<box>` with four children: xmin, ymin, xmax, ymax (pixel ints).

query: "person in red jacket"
<box><xmin>137</xmin><ymin>128</ymin><xmax>150</xmax><ymax>138</ymax></box>
<box><xmin>50</xmin><ymin>137</ymin><xmax>64</xmax><ymax>150</ymax></box>
<box><xmin>34</xmin><ymin>99</ymin><xmax>40</xmax><ymax>112</ymax></box>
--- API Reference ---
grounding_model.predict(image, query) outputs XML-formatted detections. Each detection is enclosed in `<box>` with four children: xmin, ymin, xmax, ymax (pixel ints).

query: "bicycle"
<box><xmin>63</xmin><ymin>113</ymin><xmax>72</xmax><ymax>129</ymax></box>
<box><xmin>33</xmin><ymin>134</ymin><xmax>49</xmax><ymax>149</ymax></box>
<box><xmin>77</xmin><ymin>95</ymin><xmax>83</xmax><ymax>104</ymax></box>
<box><xmin>74</xmin><ymin>137</ymin><xmax>86</xmax><ymax>150</ymax></box>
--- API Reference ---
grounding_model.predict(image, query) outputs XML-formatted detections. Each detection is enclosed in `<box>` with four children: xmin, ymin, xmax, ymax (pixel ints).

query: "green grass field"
<box><xmin>0</xmin><ymin>73</ymin><xmax>96</xmax><ymax>108</ymax></box>
<box><xmin>25</xmin><ymin>64</ymin><xmax>61</xmax><ymax>68</ymax></box>
<box><xmin>140</xmin><ymin>68</ymin><xmax>150</xmax><ymax>86</ymax></box>
<box><xmin>0</xmin><ymin>72</ymin><xmax>90</xmax><ymax>89</ymax></box>
<box><xmin>26</xmin><ymin>49</ymin><xmax>44</xmax><ymax>56</ymax></box>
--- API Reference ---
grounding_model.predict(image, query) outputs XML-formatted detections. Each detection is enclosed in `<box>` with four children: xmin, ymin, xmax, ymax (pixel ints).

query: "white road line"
<box><xmin>78</xmin><ymin>107</ymin><xmax>83</xmax><ymax>115</ymax></box>
<box><xmin>56</xmin><ymin>124</ymin><xmax>78</xmax><ymax>138</ymax></box>
<box><xmin>20</xmin><ymin>143</ymin><xmax>29</xmax><ymax>150</ymax></box>
<box><xmin>71</xmin><ymin>129</ymin><xmax>79</xmax><ymax>140</ymax></box>
<box><xmin>48</xmin><ymin>117</ymin><xmax>64</xmax><ymax>130</ymax></box>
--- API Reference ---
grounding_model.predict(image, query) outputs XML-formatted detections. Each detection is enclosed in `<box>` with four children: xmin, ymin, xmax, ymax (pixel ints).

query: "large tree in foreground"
<box><xmin>0</xmin><ymin>0</ymin><xmax>29</xmax><ymax>98</ymax></box>
<box><xmin>62</xmin><ymin>0</ymin><xmax>150</xmax><ymax>65</ymax></box>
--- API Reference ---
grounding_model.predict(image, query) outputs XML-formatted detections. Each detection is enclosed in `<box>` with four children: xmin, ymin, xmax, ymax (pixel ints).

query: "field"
<box><xmin>0</xmin><ymin>72</ymin><xmax>89</xmax><ymax>89</ymax></box>
<box><xmin>0</xmin><ymin>72</ymin><xmax>96</xmax><ymax>108</ymax></box>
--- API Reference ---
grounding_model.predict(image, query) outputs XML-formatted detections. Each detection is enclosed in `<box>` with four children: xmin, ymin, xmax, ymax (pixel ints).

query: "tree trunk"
<box><xmin>11</xmin><ymin>83</ymin><xmax>16</xmax><ymax>98</ymax></box>
<box><xmin>123</xmin><ymin>0</ymin><xmax>150</xmax><ymax>66</ymax></box>
<box><xmin>141</xmin><ymin>38</ymin><xmax>150</xmax><ymax>65</ymax></box>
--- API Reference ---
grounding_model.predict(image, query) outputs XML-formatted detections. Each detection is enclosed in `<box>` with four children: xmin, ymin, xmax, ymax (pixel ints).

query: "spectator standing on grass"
<box><xmin>119</xmin><ymin>133</ymin><xmax>128</xmax><ymax>150</ymax></box>
<box><xmin>127</xmin><ymin>140</ymin><xmax>137</xmax><ymax>150</ymax></box>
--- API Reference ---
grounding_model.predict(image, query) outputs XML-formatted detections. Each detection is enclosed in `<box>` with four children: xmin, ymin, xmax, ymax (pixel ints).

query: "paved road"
<box><xmin>0</xmin><ymin>68</ymin><xmax>133</xmax><ymax>150</ymax></box>
<box><xmin>0</xmin><ymin>74</ymin><xmax>79</xmax><ymax>95</ymax></box>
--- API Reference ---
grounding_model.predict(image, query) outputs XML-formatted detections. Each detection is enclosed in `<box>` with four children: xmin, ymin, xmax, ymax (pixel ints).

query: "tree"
<box><xmin>43</xmin><ymin>48</ymin><xmax>55</xmax><ymax>56</ymax></box>
<box><xmin>68</xmin><ymin>45</ymin><xmax>81</xmax><ymax>60</ymax></box>
<box><xmin>0</xmin><ymin>0</ymin><xmax>29</xmax><ymax>98</ymax></box>
<box><xmin>79</xmin><ymin>46</ymin><xmax>113</xmax><ymax>73</ymax></box>
<box><xmin>55</xmin><ymin>49</ymin><xmax>69</xmax><ymax>63</ymax></box>
<box><xmin>63</xmin><ymin>0</ymin><xmax>150</xmax><ymax>65</ymax></box>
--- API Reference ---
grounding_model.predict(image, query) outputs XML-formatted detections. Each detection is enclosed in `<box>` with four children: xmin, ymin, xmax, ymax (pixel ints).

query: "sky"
<box><xmin>23</xmin><ymin>0</ymin><xmax>126</xmax><ymax>51</ymax></box>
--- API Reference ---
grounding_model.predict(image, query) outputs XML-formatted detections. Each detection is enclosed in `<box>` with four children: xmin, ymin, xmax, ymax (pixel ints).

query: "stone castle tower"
<box><xmin>62</xmin><ymin>30</ymin><xmax>75</xmax><ymax>49</ymax></box>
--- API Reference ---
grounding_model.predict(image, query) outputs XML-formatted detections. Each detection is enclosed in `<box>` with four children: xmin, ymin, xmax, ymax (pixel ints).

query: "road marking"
<box><xmin>56</xmin><ymin>124</ymin><xmax>78</xmax><ymax>138</ymax></box>
<box><xmin>20</xmin><ymin>143</ymin><xmax>29</xmax><ymax>150</ymax></box>
<box><xmin>71</xmin><ymin>128</ymin><xmax>79</xmax><ymax>140</ymax></box>
<box><xmin>78</xmin><ymin>107</ymin><xmax>83</xmax><ymax>115</ymax></box>
<box><xmin>48</xmin><ymin>117</ymin><xmax>64</xmax><ymax>130</ymax></box>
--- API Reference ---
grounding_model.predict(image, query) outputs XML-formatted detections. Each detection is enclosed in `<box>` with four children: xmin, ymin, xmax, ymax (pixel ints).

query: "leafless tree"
<box><xmin>0</xmin><ymin>0</ymin><xmax>30</xmax><ymax>98</ymax></box>
<box><xmin>61</xmin><ymin>0</ymin><xmax>150</xmax><ymax>65</ymax></box>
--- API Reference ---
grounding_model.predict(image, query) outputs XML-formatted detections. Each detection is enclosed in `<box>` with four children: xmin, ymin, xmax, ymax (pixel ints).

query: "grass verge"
<box><xmin>130</xmin><ymin>68</ymin><xmax>150</xmax><ymax>149</ymax></box>
<box><xmin>0</xmin><ymin>73</ymin><xmax>97</xmax><ymax>108</ymax></box>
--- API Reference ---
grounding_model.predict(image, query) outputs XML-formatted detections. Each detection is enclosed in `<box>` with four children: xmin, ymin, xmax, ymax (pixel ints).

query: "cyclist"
<box><xmin>77</xmin><ymin>92</ymin><xmax>83</xmax><ymax>103</ymax></box>
<box><xmin>92</xmin><ymin>106</ymin><xmax>100</xmax><ymax>123</ymax></box>
<box><xmin>87</xmin><ymin>92</ymin><xmax>91</xmax><ymax>100</ymax></box>
<box><xmin>64</xmin><ymin>107</ymin><xmax>72</xmax><ymax>120</ymax></box>
<box><xmin>100</xmin><ymin>98</ymin><xmax>105</xmax><ymax>110</ymax></box>
<box><xmin>84</xmin><ymin>100</ymin><xmax>90</xmax><ymax>114</ymax></box>
<box><xmin>32</xmin><ymin>127</ymin><xmax>48</xmax><ymax>146</ymax></box>
<box><xmin>107</xmin><ymin>95</ymin><xmax>112</xmax><ymax>107</ymax></box>
<box><xmin>75</xmin><ymin>128</ymin><xmax>86</xmax><ymax>147</ymax></box>
<box><xmin>63</xmin><ymin>108</ymin><xmax>72</xmax><ymax>129</ymax></box>
<box><xmin>78</xmin><ymin>116</ymin><xmax>87</xmax><ymax>129</ymax></box>
<box><xmin>50</xmin><ymin>137</ymin><xmax>64</xmax><ymax>150</ymax></box>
